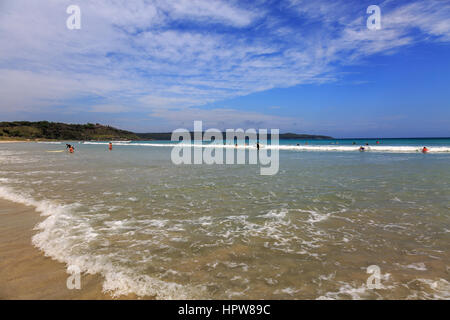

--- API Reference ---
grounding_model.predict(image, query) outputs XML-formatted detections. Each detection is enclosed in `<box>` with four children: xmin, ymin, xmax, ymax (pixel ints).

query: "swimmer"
<box><xmin>109</xmin><ymin>142</ymin><xmax>113</xmax><ymax>151</ymax></box>
<box><xmin>352</xmin><ymin>142</ymin><xmax>356</xmax><ymax>145</ymax></box>
<box><xmin>422</xmin><ymin>147</ymin><xmax>429</xmax><ymax>153</ymax></box>
<box><xmin>365</xmin><ymin>142</ymin><xmax>369</xmax><ymax>146</ymax></box>
<box><xmin>69</xmin><ymin>146</ymin><xmax>74</xmax><ymax>153</ymax></box>
<box><xmin>359</xmin><ymin>146</ymin><xmax>365</xmax><ymax>152</ymax></box>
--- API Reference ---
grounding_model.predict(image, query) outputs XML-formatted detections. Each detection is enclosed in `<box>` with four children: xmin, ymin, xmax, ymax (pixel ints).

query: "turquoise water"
<box><xmin>112</xmin><ymin>137</ymin><xmax>450</xmax><ymax>147</ymax></box>
<box><xmin>281</xmin><ymin>137</ymin><xmax>450</xmax><ymax>147</ymax></box>
<box><xmin>0</xmin><ymin>140</ymin><xmax>449</xmax><ymax>299</ymax></box>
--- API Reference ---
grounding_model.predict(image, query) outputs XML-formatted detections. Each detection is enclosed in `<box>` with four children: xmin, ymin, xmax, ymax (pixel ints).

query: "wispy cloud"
<box><xmin>0</xmin><ymin>0</ymin><xmax>449</xmax><ymax>130</ymax></box>
<box><xmin>149</xmin><ymin>107</ymin><xmax>299</xmax><ymax>130</ymax></box>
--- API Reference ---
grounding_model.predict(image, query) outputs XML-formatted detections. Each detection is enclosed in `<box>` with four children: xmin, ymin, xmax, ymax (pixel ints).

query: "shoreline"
<box><xmin>0</xmin><ymin>141</ymin><xmax>28</xmax><ymax>143</ymax></box>
<box><xmin>0</xmin><ymin>198</ymin><xmax>149</xmax><ymax>299</ymax></box>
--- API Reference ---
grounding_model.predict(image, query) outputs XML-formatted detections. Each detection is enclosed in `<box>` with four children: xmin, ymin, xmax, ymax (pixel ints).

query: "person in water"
<box><xmin>69</xmin><ymin>146</ymin><xmax>74</xmax><ymax>153</ymax></box>
<box><xmin>109</xmin><ymin>142</ymin><xmax>113</xmax><ymax>151</ymax></box>
<box><xmin>422</xmin><ymin>147</ymin><xmax>429</xmax><ymax>153</ymax></box>
<box><xmin>359</xmin><ymin>146</ymin><xmax>365</xmax><ymax>152</ymax></box>
<box><xmin>257</xmin><ymin>142</ymin><xmax>260</xmax><ymax>150</ymax></box>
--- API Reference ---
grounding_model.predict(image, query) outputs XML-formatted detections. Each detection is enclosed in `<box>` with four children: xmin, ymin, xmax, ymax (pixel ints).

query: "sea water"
<box><xmin>0</xmin><ymin>139</ymin><xmax>449</xmax><ymax>299</ymax></box>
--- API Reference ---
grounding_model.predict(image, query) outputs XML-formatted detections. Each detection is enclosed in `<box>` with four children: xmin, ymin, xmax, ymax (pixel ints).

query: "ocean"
<box><xmin>0</xmin><ymin>138</ymin><xmax>449</xmax><ymax>299</ymax></box>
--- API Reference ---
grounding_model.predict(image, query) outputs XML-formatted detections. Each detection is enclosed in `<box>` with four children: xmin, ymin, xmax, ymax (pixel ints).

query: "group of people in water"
<box><xmin>357</xmin><ymin>143</ymin><xmax>429</xmax><ymax>153</ymax></box>
<box><xmin>64</xmin><ymin>141</ymin><xmax>430</xmax><ymax>154</ymax></box>
<box><xmin>66</xmin><ymin>142</ymin><xmax>113</xmax><ymax>153</ymax></box>
<box><xmin>232</xmin><ymin>143</ymin><xmax>260</xmax><ymax>150</ymax></box>
<box><xmin>291</xmin><ymin>140</ymin><xmax>430</xmax><ymax>153</ymax></box>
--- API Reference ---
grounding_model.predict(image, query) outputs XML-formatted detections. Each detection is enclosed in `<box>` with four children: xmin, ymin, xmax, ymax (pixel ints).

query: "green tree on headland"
<box><xmin>0</xmin><ymin>121</ymin><xmax>139</xmax><ymax>141</ymax></box>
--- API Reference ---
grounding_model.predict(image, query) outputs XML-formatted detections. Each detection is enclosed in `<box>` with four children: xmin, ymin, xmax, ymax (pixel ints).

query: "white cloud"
<box><xmin>89</xmin><ymin>104</ymin><xmax>131</xmax><ymax>113</ymax></box>
<box><xmin>159</xmin><ymin>0</ymin><xmax>259</xmax><ymax>27</ymax></box>
<box><xmin>149</xmin><ymin>107</ymin><xmax>299</xmax><ymax>130</ymax></box>
<box><xmin>0</xmin><ymin>0</ymin><xmax>449</xmax><ymax>130</ymax></box>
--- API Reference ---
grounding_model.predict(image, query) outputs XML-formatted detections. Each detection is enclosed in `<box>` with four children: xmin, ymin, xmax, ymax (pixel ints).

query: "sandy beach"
<box><xmin>0</xmin><ymin>198</ymin><xmax>147</xmax><ymax>299</ymax></box>
<box><xmin>0</xmin><ymin>141</ymin><xmax>28</xmax><ymax>143</ymax></box>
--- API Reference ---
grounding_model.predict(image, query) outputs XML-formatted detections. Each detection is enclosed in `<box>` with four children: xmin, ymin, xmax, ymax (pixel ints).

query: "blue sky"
<box><xmin>0</xmin><ymin>0</ymin><xmax>449</xmax><ymax>137</ymax></box>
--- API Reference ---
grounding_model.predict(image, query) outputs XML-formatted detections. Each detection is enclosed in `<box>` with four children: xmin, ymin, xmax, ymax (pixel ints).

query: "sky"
<box><xmin>0</xmin><ymin>0</ymin><xmax>449</xmax><ymax>138</ymax></box>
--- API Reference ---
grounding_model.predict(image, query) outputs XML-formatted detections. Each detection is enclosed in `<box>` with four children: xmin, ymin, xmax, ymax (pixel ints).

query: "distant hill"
<box><xmin>0</xmin><ymin>121</ymin><xmax>139</xmax><ymax>141</ymax></box>
<box><xmin>0</xmin><ymin>121</ymin><xmax>332</xmax><ymax>141</ymax></box>
<box><xmin>275</xmin><ymin>132</ymin><xmax>333</xmax><ymax>140</ymax></box>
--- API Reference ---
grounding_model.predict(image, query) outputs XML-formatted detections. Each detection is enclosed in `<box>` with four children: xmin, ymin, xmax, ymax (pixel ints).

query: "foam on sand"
<box><xmin>0</xmin><ymin>185</ymin><xmax>202</xmax><ymax>299</ymax></box>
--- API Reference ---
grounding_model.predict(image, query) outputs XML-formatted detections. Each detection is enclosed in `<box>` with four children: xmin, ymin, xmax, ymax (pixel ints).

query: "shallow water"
<box><xmin>0</xmin><ymin>141</ymin><xmax>449</xmax><ymax>299</ymax></box>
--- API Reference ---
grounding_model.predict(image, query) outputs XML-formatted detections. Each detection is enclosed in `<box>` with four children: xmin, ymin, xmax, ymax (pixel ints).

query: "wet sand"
<box><xmin>0</xmin><ymin>198</ymin><xmax>147</xmax><ymax>299</ymax></box>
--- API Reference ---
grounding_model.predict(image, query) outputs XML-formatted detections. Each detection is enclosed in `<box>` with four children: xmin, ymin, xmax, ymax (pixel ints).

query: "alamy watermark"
<box><xmin>170</xmin><ymin>121</ymin><xmax>279</xmax><ymax>176</ymax></box>
<box><xmin>66</xmin><ymin>265</ymin><xmax>81</xmax><ymax>290</ymax></box>
<box><xmin>66</xmin><ymin>5</ymin><xmax>81</xmax><ymax>30</ymax></box>
<box><xmin>366</xmin><ymin>265</ymin><xmax>382</xmax><ymax>289</ymax></box>
<box><xmin>367</xmin><ymin>5</ymin><xmax>381</xmax><ymax>30</ymax></box>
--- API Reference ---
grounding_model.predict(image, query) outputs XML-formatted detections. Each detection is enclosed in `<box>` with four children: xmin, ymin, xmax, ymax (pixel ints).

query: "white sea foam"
<box><xmin>417</xmin><ymin>279</ymin><xmax>450</xmax><ymax>299</ymax></box>
<box><xmin>292</xmin><ymin>208</ymin><xmax>332</xmax><ymax>223</ymax></box>
<box><xmin>396</xmin><ymin>262</ymin><xmax>427</xmax><ymax>271</ymax></box>
<box><xmin>258</xmin><ymin>209</ymin><xmax>287</xmax><ymax>219</ymax></box>
<box><xmin>82</xmin><ymin>141</ymin><xmax>450</xmax><ymax>153</ymax></box>
<box><xmin>37</xmin><ymin>142</ymin><xmax>62</xmax><ymax>144</ymax></box>
<box><xmin>317</xmin><ymin>277</ymin><xmax>394</xmax><ymax>300</ymax></box>
<box><xmin>317</xmin><ymin>283</ymin><xmax>372</xmax><ymax>300</ymax></box>
<box><xmin>0</xmin><ymin>185</ymin><xmax>202</xmax><ymax>299</ymax></box>
<box><xmin>275</xmin><ymin>287</ymin><xmax>299</xmax><ymax>296</ymax></box>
